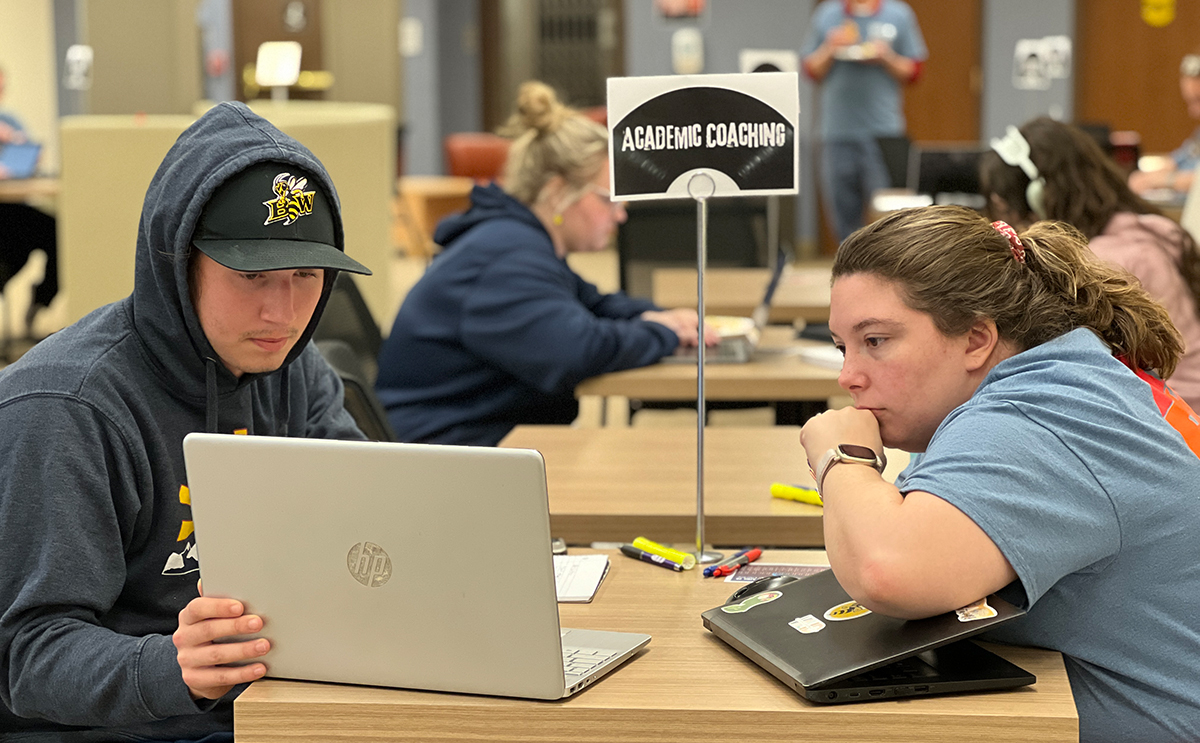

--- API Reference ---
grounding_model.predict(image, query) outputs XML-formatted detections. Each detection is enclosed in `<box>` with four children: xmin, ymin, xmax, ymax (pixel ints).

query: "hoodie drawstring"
<box><xmin>204</xmin><ymin>357</ymin><xmax>219</xmax><ymax>433</ymax></box>
<box><xmin>278</xmin><ymin>372</ymin><xmax>291</xmax><ymax>436</ymax></box>
<box><xmin>202</xmin><ymin>356</ymin><xmax>293</xmax><ymax>436</ymax></box>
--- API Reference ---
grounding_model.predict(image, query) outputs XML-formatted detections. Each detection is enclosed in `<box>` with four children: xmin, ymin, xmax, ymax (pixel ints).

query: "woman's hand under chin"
<box><xmin>799</xmin><ymin>407</ymin><xmax>885</xmax><ymax>472</ymax></box>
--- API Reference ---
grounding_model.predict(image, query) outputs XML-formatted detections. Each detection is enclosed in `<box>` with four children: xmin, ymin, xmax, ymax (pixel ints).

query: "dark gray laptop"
<box><xmin>702</xmin><ymin>568</ymin><xmax>1034</xmax><ymax>704</ymax></box>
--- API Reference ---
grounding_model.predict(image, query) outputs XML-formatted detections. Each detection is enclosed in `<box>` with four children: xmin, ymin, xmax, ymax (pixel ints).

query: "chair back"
<box><xmin>580</xmin><ymin>105</ymin><xmax>608</xmax><ymax>126</ymax></box>
<box><xmin>315</xmin><ymin>339</ymin><xmax>397</xmax><ymax>442</ymax></box>
<box><xmin>443</xmin><ymin>132</ymin><xmax>511</xmax><ymax>183</ymax></box>
<box><xmin>875</xmin><ymin>135</ymin><xmax>912</xmax><ymax>189</ymax></box>
<box><xmin>313</xmin><ymin>273</ymin><xmax>383</xmax><ymax>385</ymax></box>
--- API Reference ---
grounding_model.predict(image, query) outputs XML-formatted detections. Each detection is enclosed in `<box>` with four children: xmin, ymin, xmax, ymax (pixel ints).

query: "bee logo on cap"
<box><xmin>263</xmin><ymin>172</ymin><xmax>316</xmax><ymax>226</ymax></box>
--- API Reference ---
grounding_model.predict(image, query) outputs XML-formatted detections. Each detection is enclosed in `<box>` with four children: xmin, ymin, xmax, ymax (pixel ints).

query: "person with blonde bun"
<box><xmin>800</xmin><ymin>205</ymin><xmax>1200</xmax><ymax>742</ymax></box>
<box><xmin>376</xmin><ymin>81</ymin><xmax>715</xmax><ymax>446</ymax></box>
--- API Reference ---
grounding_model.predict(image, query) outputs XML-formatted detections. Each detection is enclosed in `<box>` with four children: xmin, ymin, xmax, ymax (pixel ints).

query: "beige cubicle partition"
<box><xmin>59</xmin><ymin>115</ymin><xmax>196</xmax><ymax>324</ymax></box>
<box><xmin>58</xmin><ymin>102</ymin><xmax>397</xmax><ymax>329</ymax></box>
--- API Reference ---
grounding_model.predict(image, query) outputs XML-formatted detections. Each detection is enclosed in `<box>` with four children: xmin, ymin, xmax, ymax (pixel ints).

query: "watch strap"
<box><xmin>815</xmin><ymin>444</ymin><xmax>886</xmax><ymax>499</ymax></box>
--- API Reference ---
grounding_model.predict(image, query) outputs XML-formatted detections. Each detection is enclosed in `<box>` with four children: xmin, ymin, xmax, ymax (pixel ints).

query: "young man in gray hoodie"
<box><xmin>0</xmin><ymin>101</ymin><xmax>371</xmax><ymax>741</ymax></box>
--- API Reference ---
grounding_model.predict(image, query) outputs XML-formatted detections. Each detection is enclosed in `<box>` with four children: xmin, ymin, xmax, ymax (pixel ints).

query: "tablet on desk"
<box><xmin>0</xmin><ymin>142</ymin><xmax>41</xmax><ymax>179</ymax></box>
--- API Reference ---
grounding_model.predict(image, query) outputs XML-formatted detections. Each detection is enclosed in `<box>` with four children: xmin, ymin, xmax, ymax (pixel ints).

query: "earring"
<box><xmin>553</xmin><ymin>214</ymin><xmax>564</xmax><ymax>225</ymax></box>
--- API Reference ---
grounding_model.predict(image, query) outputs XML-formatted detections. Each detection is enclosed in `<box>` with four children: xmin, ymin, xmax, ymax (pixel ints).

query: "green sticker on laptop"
<box><xmin>721</xmin><ymin>590</ymin><xmax>783</xmax><ymax>613</ymax></box>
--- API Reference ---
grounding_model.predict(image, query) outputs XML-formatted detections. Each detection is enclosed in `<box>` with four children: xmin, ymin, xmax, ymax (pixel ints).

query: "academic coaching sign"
<box><xmin>607</xmin><ymin>72</ymin><xmax>799</xmax><ymax>201</ymax></box>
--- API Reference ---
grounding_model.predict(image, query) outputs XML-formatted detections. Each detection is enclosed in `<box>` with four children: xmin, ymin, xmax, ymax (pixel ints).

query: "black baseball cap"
<box><xmin>192</xmin><ymin>161</ymin><xmax>371</xmax><ymax>275</ymax></box>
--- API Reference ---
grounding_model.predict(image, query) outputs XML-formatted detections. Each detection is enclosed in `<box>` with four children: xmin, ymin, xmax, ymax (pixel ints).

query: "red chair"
<box><xmin>443</xmin><ymin>132</ymin><xmax>511</xmax><ymax>184</ymax></box>
<box><xmin>581</xmin><ymin>105</ymin><xmax>608</xmax><ymax>127</ymax></box>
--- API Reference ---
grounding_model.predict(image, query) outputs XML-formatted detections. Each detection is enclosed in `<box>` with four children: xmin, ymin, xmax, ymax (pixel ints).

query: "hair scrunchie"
<box><xmin>992</xmin><ymin>220</ymin><xmax>1025</xmax><ymax>264</ymax></box>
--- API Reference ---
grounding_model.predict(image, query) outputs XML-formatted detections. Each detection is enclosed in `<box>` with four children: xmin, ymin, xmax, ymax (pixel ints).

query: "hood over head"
<box><xmin>131</xmin><ymin>101</ymin><xmax>368</xmax><ymax>426</ymax></box>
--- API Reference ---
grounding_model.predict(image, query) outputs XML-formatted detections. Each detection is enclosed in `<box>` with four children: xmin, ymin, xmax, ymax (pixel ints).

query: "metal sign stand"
<box><xmin>689</xmin><ymin>172</ymin><xmax>724</xmax><ymax>565</ymax></box>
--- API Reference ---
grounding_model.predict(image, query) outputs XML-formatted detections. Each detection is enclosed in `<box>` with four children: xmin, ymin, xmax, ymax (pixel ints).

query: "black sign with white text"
<box><xmin>608</xmin><ymin>73</ymin><xmax>799</xmax><ymax>201</ymax></box>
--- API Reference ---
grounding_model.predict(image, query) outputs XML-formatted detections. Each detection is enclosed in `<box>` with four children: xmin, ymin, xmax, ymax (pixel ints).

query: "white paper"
<box><xmin>553</xmin><ymin>554</ymin><xmax>610</xmax><ymax>603</ymax></box>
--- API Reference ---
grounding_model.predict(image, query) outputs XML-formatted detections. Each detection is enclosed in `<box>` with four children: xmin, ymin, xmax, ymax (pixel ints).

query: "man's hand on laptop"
<box><xmin>642</xmin><ymin>308</ymin><xmax>720</xmax><ymax>347</ymax></box>
<box><xmin>173</xmin><ymin>579</ymin><xmax>271</xmax><ymax>699</ymax></box>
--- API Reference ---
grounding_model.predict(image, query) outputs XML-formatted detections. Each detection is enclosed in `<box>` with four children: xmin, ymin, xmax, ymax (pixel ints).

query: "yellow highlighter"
<box><xmin>770</xmin><ymin>482</ymin><xmax>823</xmax><ymax>507</ymax></box>
<box><xmin>631</xmin><ymin>536</ymin><xmax>697</xmax><ymax>570</ymax></box>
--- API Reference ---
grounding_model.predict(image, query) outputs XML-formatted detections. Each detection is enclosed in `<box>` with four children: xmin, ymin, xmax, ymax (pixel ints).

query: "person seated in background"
<box><xmin>1128</xmin><ymin>51</ymin><xmax>1200</xmax><ymax>198</ymax></box>
<box><xmin>375</xmin><ymin>81</ymin><xmax>716</xmax><ymax>446</ymax></box>
<box><xmin>0</xmin><ymin>65</ymin><xmax>57</xmax><ymax>333</ymax></box>
<box><xmin>801</xmin><ymin>206</ymin><xmax>1200</xmax><ymax>743</ymax></box>
<box><xmin>979</xmin><ymin>116</ymin><xmax>1200</xmax><ymax>410</ymax></box>
<box><xmin>0</xmin><ymin>101</ymin><xmax>370</xmax><ymax>742</ymax></box>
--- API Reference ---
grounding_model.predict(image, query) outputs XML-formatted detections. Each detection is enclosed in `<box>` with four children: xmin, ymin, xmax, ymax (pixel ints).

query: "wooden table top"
<box><xmin>397</xmin><ymin>174</ymin><xmax>476</xmax><ymax>197</ymax></box>
<box><xmin>653</xmin><ymin>264</ymin><xmax>833</xmax><ymax>323</ymax></box>
<box><xmin>499</xmin><ymin>425</ymin><xmax>909</xmax><ymax>547</ymax></box>
<box><xmin>234</xmin><ymin>548</ymin><xmax>1078</xmax><ymax>743</ymax></box>
<box><xmin>575</xmin><ymin>326</ymin><xmax>843</xmax><ymax>401</ymax></box>
<box><xmin>0</xmin><ymin>177</ymin><xmax>59</xmax><ymax>203</ymax></box>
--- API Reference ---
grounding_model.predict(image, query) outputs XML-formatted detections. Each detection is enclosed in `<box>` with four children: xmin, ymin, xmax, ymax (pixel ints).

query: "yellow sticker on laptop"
<box><xmin>824</xmin><ymin>600</ymin><xmax>872</xmax><ymax>621</ymax></box>
<box><xmin>955</xmin><ymin>598</ymin><xmax>998</xmax><ymax>622</ymax></box>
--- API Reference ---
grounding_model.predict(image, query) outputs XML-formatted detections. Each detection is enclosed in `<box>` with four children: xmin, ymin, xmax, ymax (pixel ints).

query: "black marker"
<box><xmin>619</xmin><ymin>544</ymin><xmax>685</xmax><ymax>572</ymax></box>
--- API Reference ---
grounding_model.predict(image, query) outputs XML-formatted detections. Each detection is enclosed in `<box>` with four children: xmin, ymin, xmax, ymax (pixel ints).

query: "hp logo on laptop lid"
<box><xmin>347</xmin><ymin>542</ymin><xmax>393</xmax><ymax>587</ymax></box>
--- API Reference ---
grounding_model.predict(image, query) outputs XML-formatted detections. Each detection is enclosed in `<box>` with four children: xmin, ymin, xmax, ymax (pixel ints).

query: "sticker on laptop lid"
<box><xmin>721</xmin><ymin>590</ymin><xmax>783</xmax><ymax>613</ymax></box>
<box><xmin>955</xmin><ymin>598</ymin><xmax>998</xmax><ymax>622</ymax></box>
<box><xmin>788</xmin><ymin>614</ymin><xmax>826</xmax><ymax>634</ymax></box>
<box><xmin>824</xmin><ymin>600</ymin><xmax>872</xmax><ymax>621</ymax></box>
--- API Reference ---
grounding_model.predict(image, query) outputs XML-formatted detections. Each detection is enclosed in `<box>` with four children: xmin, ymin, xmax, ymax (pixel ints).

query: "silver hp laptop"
<box><xmin>702</xmin><ymin>568</ymin><xmax>1034</xmax><ymax>704</ymax></box>
<box><xmin>182</xmin><ymin>433</ymin><xmax>649</xmax><ymax>699</ymax></box>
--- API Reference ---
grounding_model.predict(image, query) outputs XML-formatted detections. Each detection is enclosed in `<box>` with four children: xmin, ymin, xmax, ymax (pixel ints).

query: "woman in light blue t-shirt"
<box><xmin>800</xmin><ymin>205</ymin><xmax>1200</xmax><ymax>743</ymax></box>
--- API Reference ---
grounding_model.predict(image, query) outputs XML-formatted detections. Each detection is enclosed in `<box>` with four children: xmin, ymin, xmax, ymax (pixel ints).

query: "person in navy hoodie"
<box><xmin>0</xmin><ymin>102</ymin><xmax>370</xmax><ymax>742</ymax></box>
<box><xmin>377</xmin><ymin>81</ymin><xmax>714</xmax><ymax>446</ymax></box>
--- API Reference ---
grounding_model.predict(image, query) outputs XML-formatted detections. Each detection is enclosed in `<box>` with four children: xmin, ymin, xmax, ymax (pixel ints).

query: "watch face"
<box><xmin>839</xmin><ymin>444</ymin><xmax>877</xmax><ymax>460</ymax></box>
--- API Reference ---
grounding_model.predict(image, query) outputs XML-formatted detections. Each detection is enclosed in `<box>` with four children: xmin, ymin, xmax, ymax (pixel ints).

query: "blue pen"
<box><xmin>704</xmin><ymin>547</ymin><xmax>753</xmax><ymax>577</ymax></box>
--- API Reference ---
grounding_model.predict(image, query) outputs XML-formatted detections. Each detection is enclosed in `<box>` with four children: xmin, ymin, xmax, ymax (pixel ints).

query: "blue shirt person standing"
<box><xmin>801</xmin><ymin>0</ymin><xmax>927</xmax><ymax>241</ymax></box>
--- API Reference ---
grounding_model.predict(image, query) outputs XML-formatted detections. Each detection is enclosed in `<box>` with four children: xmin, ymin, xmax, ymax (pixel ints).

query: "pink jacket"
<box><xmin>1090</xmin><ymin>212</ymin><xmax>1200</xmax><ymax>409</ymax></box>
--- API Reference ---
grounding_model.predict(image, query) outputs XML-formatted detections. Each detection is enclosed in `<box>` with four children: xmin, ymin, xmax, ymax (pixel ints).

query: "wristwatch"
<box><xmin>815</xmin><ymin>444</ymin><xmax>887</xmax><ymax>500</ymax></box>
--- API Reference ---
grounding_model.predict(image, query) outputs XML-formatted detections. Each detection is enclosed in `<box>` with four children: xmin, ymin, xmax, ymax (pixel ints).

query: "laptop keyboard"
<box><xmin>562</xmin><ymin>645</ymin><xmax>620</xmax><ymax>678</ymax></box>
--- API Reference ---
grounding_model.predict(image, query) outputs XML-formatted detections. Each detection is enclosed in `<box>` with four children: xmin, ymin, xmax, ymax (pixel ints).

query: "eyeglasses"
<box><xmin>589</xmin><ymin>185</ymin><xmax>624</xmax><ymax>213</ymax></box>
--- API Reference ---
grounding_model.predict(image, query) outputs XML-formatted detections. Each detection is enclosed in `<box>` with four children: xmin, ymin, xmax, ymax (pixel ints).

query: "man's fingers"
<box><xmin>174</xmin><ymin>612</ymin><xmax>263</xmax><ymax>649</ymax></box>
<box><xmin>182</xmin><ymin>660</ymin><xmax>268</xmax><ymax>700</ymax></box>
<box><xmin>179</xmin><ymin>637</ymin><xmax>271</xmax><ymax>669</ymax></box>
<box><xmin>178</xmin><ymin>596</ymin><xmax>244</xmax><ymax>627</ymax></box>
